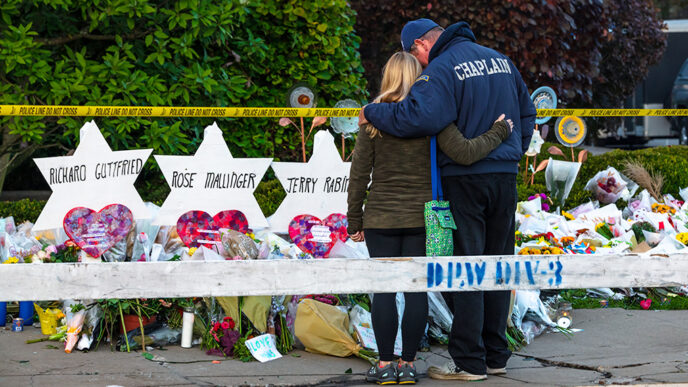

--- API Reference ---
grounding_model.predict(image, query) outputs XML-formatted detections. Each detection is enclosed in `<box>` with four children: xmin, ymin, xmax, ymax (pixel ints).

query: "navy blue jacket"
<box><xmin>364</xmin><ymin>22</ymin><xmax>536</xmax><ymax>176</ymax></box>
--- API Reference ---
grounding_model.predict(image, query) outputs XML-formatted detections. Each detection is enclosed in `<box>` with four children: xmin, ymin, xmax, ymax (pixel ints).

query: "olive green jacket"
<box><xmin>346</xmin><ymin>121</ymin><xmax>510</xmax><ymax>233</ymax></box>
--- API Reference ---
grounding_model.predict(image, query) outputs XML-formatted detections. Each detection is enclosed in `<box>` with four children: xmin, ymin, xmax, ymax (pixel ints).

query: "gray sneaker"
<box><xmin>486</xmin><ymin>366</ymin><xmax>507</xmax><ymax>375</ymax></box>
<box><xmin>427</xmin><ymin>361</ymin><xmax>487</xmax><ymax>381</ymax></box>
<box><xmin>397</xmin><ymin>363</ymin><xmax>418</xmax><ymax>384</ymax></box>
<box><xmin>366</xmin><ymin>362</ymin><xmax>398</xmax><ymax>385</ymax></box>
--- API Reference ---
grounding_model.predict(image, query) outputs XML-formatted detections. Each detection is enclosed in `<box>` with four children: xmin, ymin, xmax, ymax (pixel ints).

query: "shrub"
<box><xmin>0</xmin><ymin>199</ymin><xmax>46</xmax><ymax>223</ymax></box>
<box><xmin>0</xmin><ymin>0</ymin><xmax>368</xmax><ymax>192</ymax></box>
<box><xmin>254</xmin><ymin>179</ymin><xmax>286</xmax><ymax>217</ymax></box>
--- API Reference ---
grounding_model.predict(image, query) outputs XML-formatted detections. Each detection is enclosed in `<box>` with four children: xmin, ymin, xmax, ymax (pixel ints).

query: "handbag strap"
<box><xmin>430</xmin><ymin>135</ymin><xmax>443</xmax><ymax>201</ymax></box>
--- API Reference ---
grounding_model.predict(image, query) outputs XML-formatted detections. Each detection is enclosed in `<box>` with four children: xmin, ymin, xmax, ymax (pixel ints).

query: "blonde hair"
<box><xmin>366</xmin><ymin>52</ymin><xmax>422</xmax><ymax>138</ymax></box>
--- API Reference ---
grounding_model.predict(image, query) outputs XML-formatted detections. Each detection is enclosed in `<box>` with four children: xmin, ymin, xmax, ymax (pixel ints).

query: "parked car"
<box><xmin>671</xmin><ymin>58</ymin><xmax>688</xmax><ymax>144</ymax></box>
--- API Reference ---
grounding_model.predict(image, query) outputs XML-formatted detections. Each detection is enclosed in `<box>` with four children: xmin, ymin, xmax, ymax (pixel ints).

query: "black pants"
<box><xmin>364</xmin><ymin>227</ymin><xmax>428</xmax><ymax>362</ymax></box>
<box><xmin>441</xmin><ymin>173</ymin><xmax>516</xmax><ymax>375</ymax></box>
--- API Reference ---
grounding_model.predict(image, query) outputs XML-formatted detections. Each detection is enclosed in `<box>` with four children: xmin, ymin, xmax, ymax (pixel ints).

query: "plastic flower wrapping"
<box><xmin>6</xmin><ymin>163</ymin><xmax>688</xmax><ymax>358</ymax></box>
<box><xmin>584</xmin><ymin>167</ymin><xmax>638</xmax><ymax>204</ymax></box>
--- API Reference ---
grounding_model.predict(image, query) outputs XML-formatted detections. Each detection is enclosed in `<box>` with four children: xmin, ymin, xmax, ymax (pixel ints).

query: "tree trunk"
<box><xmin>0</xmin><ymin>152</ymin><xmax>10</xmax><ymax>195</ymax></box>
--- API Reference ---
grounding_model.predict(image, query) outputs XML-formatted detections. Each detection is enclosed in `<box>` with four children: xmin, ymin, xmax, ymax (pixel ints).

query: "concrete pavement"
<box><xmin>1</xmin><ymin>308</ymin><xmax>688</xmax><ymax>386</ymax></box>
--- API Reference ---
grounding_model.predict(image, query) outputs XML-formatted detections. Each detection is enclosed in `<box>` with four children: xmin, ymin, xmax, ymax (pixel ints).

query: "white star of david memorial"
<box><xmin>33</xmin><ymin>120</ymin><xmax>153</xmax><ymax>231</ymax></box>
<box><xmin>153</xmin><ymin>122</ymin><xmax>272</xmax><ymax>228</ymax></box>
<box><xmin>269</xmin><ymin>130</ymin><xmax>351</xmax><ymax>232</ymax></box>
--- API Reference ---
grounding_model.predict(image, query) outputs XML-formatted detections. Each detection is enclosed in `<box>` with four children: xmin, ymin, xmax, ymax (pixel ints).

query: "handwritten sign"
<box><xmin>32</xmin><ymin>121</ymin><xmax>152</xmax><ymax>231</ymax></box>
<box><xmin>427</xmin><ymin>259</ymin><xmax>563</xmax><ymax>290</ymax></box>
<box><xmin>269</xmin><ymin>130</ymin><xmax>351</xmax><ymax>232</ymax></box>
<box><xmin>245</xmin><ymin>334</ymin><xmax>282</xmax><ymax>363</ymax></box>
<box><xmin>154</xmin><ymin>123</ymin><xmax>272</xmax><ymax>227</ymax></box>
<box><xmin>354</xmin><ymin>324</ymin><xmax>403</xmax><ymax>356</ymax></box>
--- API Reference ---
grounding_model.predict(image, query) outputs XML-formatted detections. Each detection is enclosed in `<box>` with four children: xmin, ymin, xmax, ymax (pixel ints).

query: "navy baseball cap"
<box><xmin>401</xmin><ymin>18</ymin><xmax>440</xmax><ymax>52</ymax></box>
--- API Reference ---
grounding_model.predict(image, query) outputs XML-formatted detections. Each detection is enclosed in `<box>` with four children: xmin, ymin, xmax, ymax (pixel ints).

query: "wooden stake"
<box><xmin>570</xmin><ymin>146</ymin><xmax>575</xmax><ymax>162</ymax></box>
<box><xmin>341</xmin><ymin>136</ymin><xmax>346</xmax><ymax>160</ymax></box>
<box><xmin>300</xmin><ymin>117</ymin><xmax>306</xmax><ymax>162</ymax></box>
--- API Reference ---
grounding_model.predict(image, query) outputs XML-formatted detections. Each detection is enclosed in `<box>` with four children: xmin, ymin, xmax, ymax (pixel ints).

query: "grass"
<box><xmin>559</xmin><ymin>288</ymin><xmax>688</xmax><ymax>311</ymax></box>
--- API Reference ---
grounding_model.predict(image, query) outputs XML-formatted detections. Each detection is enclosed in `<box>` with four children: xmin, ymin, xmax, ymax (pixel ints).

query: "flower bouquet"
<box><xmin>545</xmin><ymin>158</ymin><xmax>581</xmax><ymax>207</ymax></box>
<box><xmin>295</xmin><ymin>298</ymin><xmax>378</xmax><ymax>364</ymax></box>
<box><xmin>267</xmin><ymin>295</ymin><xmax>294</xmax><ymax>354</ymax></box>
<box><xmin>528</xmin><ymin>193</ymin><xmax>552</xmax><ymax>212</ymax></box>
<box><xmin>205</xmin><ymin>317</ymin><xmax>241</xmax><ymax>357</ymax></box>
<box><xmin>44</xmin><ymin>241</ymin><xmax>80</xmax><ymax>263</ymax></box>
<box><xmin>584</xmin><ymin>167</ymin><xmax>629</xmax><ymax>204</ymax></box>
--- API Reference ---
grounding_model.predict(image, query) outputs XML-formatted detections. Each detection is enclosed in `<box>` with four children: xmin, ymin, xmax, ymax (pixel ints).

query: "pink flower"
<box><xmin>221</xmin><ymin>321</ymin><xmax>230</xmax><ymax>330</ymax></box>
<box><xmin>45</xmin><ymin>245</ymin><xmax>57</xmax><ymax>255</ymax></box>
<box><xmin>640</xmin><ymin>299</ymin><xmax>652</xmax><ymax>310</ymax></box>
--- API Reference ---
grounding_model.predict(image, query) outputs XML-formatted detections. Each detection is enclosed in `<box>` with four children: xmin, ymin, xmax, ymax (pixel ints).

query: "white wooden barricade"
<box><xmin>1</xmin><ymin>252</ymin><xmax>687</xmax><ymax>302</ymax></box>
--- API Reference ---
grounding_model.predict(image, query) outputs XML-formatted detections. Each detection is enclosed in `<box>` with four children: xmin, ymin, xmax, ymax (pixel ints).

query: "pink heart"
<box><xmin>176</xmin><ymin>210</ymin><xmax>249</xmax><ymax>248</ymax></box>
<box><xmin>640</xmin><ymin>299</ymin><xmax>652</xmax><ymax>310</ymax></box>
<box><xmin>288</xmin><ymin>214</ymin><xmax>348</xmax><ymax>258</ymax></box>
<box><xmin>63</xmin><ymin>204</ymin><xmax>134</xmax><ymax>258</ymax></box>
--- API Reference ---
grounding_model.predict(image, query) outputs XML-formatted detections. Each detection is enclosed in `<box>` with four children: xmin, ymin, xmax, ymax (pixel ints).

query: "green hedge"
<box><xmin>3</xmin><ymin>145</ymin><xmax>688</xmax><ymax>223</ymax></box>
<box><xmin>0</xmin><ymin>198</ymin><xmax>46</xmax><ymax>223</ymax></box>
<box><xmin>1</xmin><ymin>0</ymin><xmax>368</xmax><ymax>193</ymax></box>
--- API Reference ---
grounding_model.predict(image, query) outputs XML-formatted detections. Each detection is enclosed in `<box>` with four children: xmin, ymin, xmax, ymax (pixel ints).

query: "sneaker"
<box><xmin>486</xmin><ymin>366</ymin><xmax>507</xmax><ymax>375</ymax></box>
<box><xmin>397</xmin><ymin>363</ymin><xmax>418</xmax><ymax>384</ymax></box>
<box><xmin>366</xmin><ymin>362</ymin><xmax>398</xmax><ymax>385</ymax></box>
<box><xmin>427</xmin><ymin>361</ymin><xmax>487</xmax><ymax>381</ymax></box>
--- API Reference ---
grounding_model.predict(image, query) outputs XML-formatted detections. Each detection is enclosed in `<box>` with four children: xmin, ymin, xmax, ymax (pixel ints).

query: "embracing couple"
<box><xmin>347</xmin><ymin>19</ymin><xmax>536</xmax><ymax>384</ymax></box>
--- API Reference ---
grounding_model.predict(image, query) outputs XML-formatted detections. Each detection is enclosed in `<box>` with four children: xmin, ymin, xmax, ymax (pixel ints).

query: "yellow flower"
<box><xmin>652</xmin><ymin>203</ymin><xmax>676</xmax><ymax>215</ymax></box>
<box><xmin>518</xmin><ymin>247</ymin><xmax>534</xmax><ymax>255</ymax></box>
<box><xmin>562</xmin><ymin>211</ymin><xmax>575</xmax><ymax>221</ymax></box>
<box><xmin>677</xmin><ymin>233</ymin><xmax>688</xmax><ymax>246</ymax></box>
<box><xmin>188</xmin><ymin>247</ymin><xmax>198</xmax><ymax>256</ymax></box>
<box><xmin>2</xmin><ymin>257</ymin><xmax>19</xmax><ymax>264</ymax></box>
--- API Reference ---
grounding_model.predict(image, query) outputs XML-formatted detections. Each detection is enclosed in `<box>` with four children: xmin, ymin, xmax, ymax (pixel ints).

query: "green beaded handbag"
<box><xmin>425</xmin><ymin>136</ymin><xmax>457</xmax><ymax>257</ymax></box>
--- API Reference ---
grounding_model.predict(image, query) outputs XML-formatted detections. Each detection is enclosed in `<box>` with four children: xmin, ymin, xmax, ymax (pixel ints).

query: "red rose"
<box><xmin>221</xmin><ymin>321</ymin><xmax>230</xmax><ymax>330</ymax></box>
<box><xmin>213</xmin><ymin>322</ymin><xmax>221</xmax><ymax>331</ymax></box>
<box><xmin>228</xmin><ymin>319</ymin><xmax>235</xmax><ymax>329</ymax></box>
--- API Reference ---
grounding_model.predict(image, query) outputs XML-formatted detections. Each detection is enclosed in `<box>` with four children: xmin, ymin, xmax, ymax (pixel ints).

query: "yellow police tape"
<box><xmin>1</xmin><ymin>105</ymin><xmax>687</xmax><ymax>118</ymax></box>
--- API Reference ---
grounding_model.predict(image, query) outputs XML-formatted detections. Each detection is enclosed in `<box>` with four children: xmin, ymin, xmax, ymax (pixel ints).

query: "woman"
<box><xmin>347</xmin><ymin>52</ymin><xmax>511</xmax><ymax>385</ymax></box>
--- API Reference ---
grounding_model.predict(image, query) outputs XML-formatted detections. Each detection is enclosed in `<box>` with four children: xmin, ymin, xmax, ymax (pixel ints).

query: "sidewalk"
<box><xmin>1</xmin><ymin>308</ymin><xmax>687</xmax><ymax>386</ymax></box>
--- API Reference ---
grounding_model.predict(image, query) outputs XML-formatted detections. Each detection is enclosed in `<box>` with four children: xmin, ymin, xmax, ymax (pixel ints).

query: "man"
<box><xmin>358</xmin><ymin>19</ymin><xmax>536</xmax><ymax>381</ymax></box>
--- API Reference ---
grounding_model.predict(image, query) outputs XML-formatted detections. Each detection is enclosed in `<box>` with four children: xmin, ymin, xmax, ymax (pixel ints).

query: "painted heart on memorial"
<box><xmin>176</xmin><ymin>210</ymin><xmax>249</xmax><ymax>248</ymax></box>
<box><xmin>63</xmin><ymin>204</ymin><xmax>134</xmax><ymax>258</ymax></box>
<box><xmin>288</xmin><ymin>213</ymin><xmax>348</xmax><ymax>258</ymax></box>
